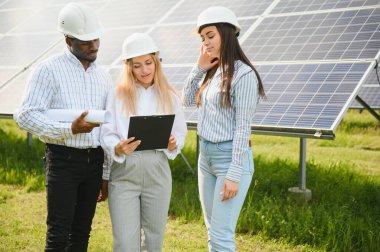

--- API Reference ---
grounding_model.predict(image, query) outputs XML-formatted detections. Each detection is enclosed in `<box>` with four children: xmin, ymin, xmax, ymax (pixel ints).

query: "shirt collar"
<box><xmin>136</xmin><ymin>82</ymin><xmax>156</xmax><ymax>91</ymax></box>
<box><xmin>214</xmin><ymin>61</ymin><xmax>242</xmax><ymax>79</ymax></box>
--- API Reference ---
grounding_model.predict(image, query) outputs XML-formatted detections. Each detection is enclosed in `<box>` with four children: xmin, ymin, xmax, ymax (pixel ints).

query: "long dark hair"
<box><xmin>196</xmin><ymin>23</ymin><xmax>265</xmax><ymax>107</ymax></box>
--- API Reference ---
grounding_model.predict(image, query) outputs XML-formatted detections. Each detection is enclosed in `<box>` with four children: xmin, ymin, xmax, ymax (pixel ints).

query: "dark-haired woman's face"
<box><xmin>200</xmin><ymin>26</ymin><xmax>221</xmax><ymax>59</ymax></box>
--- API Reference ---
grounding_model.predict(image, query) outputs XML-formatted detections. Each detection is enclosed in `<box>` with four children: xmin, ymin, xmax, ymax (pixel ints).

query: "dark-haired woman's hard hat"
<box><xmin>196</xmin><ymin>6</ymin><xmax>241</xmax><ymax>34</ymax></box>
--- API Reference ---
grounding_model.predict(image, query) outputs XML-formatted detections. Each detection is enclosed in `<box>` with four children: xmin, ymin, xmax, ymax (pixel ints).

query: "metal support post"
<box><xmin>179</xmin><ymin>152</ymin><xmax>194</xmax><ymax>174</ymax></box>
<box><xmin>27</xmin><ymin>132</ymin><xmax>33</xmax><ymax>146</ymax></box>
<box><xmin>299</xmin><ymin>137</ymin><xmax>307</xmax><ymax>190</ymax></box>
<box><xmin>288</xmin><ymin>137</ymin><xmax>312</xmax><ymax>202</ymax></box>
<box><xmin>356</xmin><ymin>95</ymin><xmax>380</xmax><ymax>122</ymax></box>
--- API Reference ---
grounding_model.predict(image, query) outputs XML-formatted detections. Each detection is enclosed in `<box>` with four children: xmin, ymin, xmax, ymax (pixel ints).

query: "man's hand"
<box><xmin>71</xmin><ymin>111</ymin><xmax>99</xmax><ymax>134</ymax></box>
<box><xmin>97</xmin><ymin>180</ymin><xmax>108</xmax><ymax>202</ymax></box>
<box><xmin>115</xmin><ymin>137</ymin><xmax>141</xmax><ymax>156</ymax></box>
<box><xmin>167</xmin><ymin>134</ymin><xmax>177</xmax><ymax>151</ymax></box>
<box><xmin>221</xmin><ymin>179</ymin><xmax>239</xmax><ymax>201</ymax></box>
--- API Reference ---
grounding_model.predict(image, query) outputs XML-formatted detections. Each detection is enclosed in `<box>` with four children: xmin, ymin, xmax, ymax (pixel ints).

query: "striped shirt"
<box><xmin>182</xmin><ymin>60</ymin><xmax>259</xmax><ymax>182</ymax></box>
<box><xmin>17</xmin><ymin>49</ymin><xmax>113</xmax><ymax>179</ymax></box>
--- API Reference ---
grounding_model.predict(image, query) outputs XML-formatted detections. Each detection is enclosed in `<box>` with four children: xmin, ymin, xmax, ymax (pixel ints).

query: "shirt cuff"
<box><xmin>112</xmin><ymin>147</ymin><xmax>126</xmax><ymax>164</ymax></box>
<box><xmin>163</xmin><ymin>148</ymin><xmax>180</xmax><ymax>160</ymax></box>
<box><xmin>60</xmin><ymin>123</ymin><xmax>74</xmax><ymax>138</ymax></box>
<box><xmin>193</xmin><ymin>65</ymin><xmax>207</xmax><ymax>77</ymax></box>
<box><xmin>226</xmin><ymin>163</ymin><xmax>243</xmax><ymax>182</ymax></box>
<box><xmin>102</xmin><ymin>165</ymin><xmax>110</xmax><ymax>180</ymax></box>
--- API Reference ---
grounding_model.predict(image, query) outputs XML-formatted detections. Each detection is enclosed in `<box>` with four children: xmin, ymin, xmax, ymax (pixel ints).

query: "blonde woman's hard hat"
<box><xmin>121</xmin><ymin>33</ymin><xmax>159</xmax><ymax>60</ymax></box>
<box><xmin>196</xmin><ymin>6</ymin><xmax>241</xmax><ymax>34</ymax></box>
<box><xmin>57</xmin><ymin>3</ymin><xmax>103</xmax><ymax>41</ymax></box>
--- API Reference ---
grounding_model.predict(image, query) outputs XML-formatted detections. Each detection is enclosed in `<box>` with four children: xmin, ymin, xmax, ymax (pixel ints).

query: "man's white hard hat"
<box><xmin>121</xmin><ymin>33</ymin><xmax>159</xmax><ymax>60</ymax></box>
<box><xmin>196</xmin><ymin>6</ymin><xmax>241</xmax><ymax>34</ymax></box>
<box><xmin>57</xmin><ymin>3</ymin><xmax>103</xmax><ymax>41</ymax></box>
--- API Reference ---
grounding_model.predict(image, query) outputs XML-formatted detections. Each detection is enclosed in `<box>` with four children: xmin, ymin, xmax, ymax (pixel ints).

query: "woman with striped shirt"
<box><xmin>182</xmin><ymin>6</ymin><xmax>265</xmax><ymax>252</ymax></box>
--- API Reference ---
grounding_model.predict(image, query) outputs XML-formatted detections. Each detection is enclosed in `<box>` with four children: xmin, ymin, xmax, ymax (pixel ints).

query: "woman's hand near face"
<box><xmin>115</xmin><ymin>137</ymin><xmax>141</xmax><ymax>156</ymax></box>
<box><xmin>197</xmin><ymin>45</ymin><xmax>219</xmax><ymax>70</ymax></box>
<box><xmin>167</xmin><ymin>134</ymin><xmax>177</xmax><ymax>151</ymax></box>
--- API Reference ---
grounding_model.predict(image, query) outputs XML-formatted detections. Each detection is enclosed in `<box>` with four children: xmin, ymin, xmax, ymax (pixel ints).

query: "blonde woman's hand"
<box><xmin>167</xmin><ymin>134</ymin><xmax>177</xmax><ymax>151</ymax></box>
<box><xmin>197</xmin><ymin>45</ymin><xmax>219</xmax><ymax>70</ymax></box>
<box><xmin>221</xmin><ymin>179</ymin><xmax>239</xmax><ymax>201</ymax></box>
<box><xmin>115</xmin><ymin>137</ymin><xmax>141</xmax><ymax>156</ymax></box>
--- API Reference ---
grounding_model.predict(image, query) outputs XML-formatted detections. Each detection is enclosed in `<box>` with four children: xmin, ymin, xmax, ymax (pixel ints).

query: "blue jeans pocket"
<box><xmin>216</xmin><ymin>141</ymin><xmax>233</xmax><ymax>152</ymax></box>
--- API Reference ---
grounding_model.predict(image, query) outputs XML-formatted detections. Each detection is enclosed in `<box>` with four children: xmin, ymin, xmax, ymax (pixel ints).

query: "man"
<box><xmin>16</xmin><ymin>3</ymin><xmax>112</xmax><ymax>251</ymax></box>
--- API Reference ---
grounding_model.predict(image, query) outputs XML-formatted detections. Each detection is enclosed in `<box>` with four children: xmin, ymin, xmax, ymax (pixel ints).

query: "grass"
<box><xmin>0</xmin><ymin>109</ymin><xmax>379</xmax><ymax>251</ymax></box>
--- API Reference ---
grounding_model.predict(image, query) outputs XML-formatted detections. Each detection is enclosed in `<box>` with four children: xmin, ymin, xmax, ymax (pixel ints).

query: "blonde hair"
<box><xmin>116</xmin><ymin>53</ymin><xmax>179</xmax><ymax>115</ymax></box>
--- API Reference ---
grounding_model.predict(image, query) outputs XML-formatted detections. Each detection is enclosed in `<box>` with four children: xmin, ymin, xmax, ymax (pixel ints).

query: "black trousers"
<box><xmin>44</xmin><ymin>144</ymin><xmax>103</xmax><ymax>252</ymax></box>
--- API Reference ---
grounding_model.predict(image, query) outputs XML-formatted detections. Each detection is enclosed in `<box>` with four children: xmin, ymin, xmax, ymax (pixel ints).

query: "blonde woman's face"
<box><xmin>132</xmin><ymin>54</ymin><xmax>156</xmax><ymax>87</ymax></box>
<box><xmin>200</xmin><ymin>25</ymin><xmax>221</xmax><ymax>59</ymax></box>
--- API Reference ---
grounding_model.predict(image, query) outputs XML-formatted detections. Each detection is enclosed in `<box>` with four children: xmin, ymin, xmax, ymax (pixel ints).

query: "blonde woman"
<box><xmin>101</xmin><ymin>33</ymin><xmax>187</xmax><ymax>252</ymax></box>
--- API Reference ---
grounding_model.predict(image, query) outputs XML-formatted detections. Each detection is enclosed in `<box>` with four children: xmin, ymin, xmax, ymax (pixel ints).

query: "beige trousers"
<box><xmin>108</xmin><ymin>150</ymin><xmax>172</xmax><ymax>252</ymax></box>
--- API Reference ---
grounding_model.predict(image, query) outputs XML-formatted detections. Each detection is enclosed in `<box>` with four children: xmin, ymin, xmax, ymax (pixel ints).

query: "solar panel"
<box><xmin>98</xmin><ymin>0</ymin><xmax>178</xmax><ymax>28</ymax></box>
<box><xmin>242</xmin><ymin>8</ymin><xmax>380</xmax><ymax>62</ymax></box>
<box><xmin>0</xmin><ymin>9</ymin><xmax>32</xmax><ymax>33</ymax></box>
<box><xmin>254</xmin><ymin>62</ymin><xmax>371</xmax><ymax>130</ymax></box>
<box><xmin>149</xmin><ymin>19</ymin><xmax>254</xmax><ymax>65</ymax></box>
<box><xmin>0</xmin><ymin>0</ymin><xmax>47</xmax><ymax>10</ymax></box>
<box><xmin>0</xmin><ymin>34</ymin><xmax>60</xmax><ymax>66</ymax></box>
<box><xmin>0</xmin><ymin>69</ymin><xmax>30</xmax><ymax>115</ymax></box>
<box><xmin>161</xmin><ymin>0</ymin><xmax>272</xmax><ymax>24</ymax></box>
<box><xmin>0</xmin><ymin>69</ymin><xmax>18</xmax><ymax>87</ymax></box>
<box><xmin>350</xmin><ymin>67</ymin><xmax>380</xmax><ymax>108</ymax></box>
<box><xmin>97</xmin><ymin>27</ymin><xmax>149</xmax><ymax>65</ymax></box>
<box><xmin>272</xmin><ymin>0</ymin><xmax>380</xmax><ymax>14</ymax></box>
<box><xmin>0</xmin><ymin>0</ymin><xmax>379</xmax><ymax>138</ymax></box>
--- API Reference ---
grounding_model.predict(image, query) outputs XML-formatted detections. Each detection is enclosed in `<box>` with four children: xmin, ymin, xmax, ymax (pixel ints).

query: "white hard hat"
<box><xmin>57</xmin><ymin>3</ymin><xmax>103</xmax><ymax>41</ymax></box>
<box><xmin>121</xmin><ymin>33</ymin><xmax>159</xmax><ymax>60</ymax></box>
<box><xmin>196</xmin><ymin>6</ymin><xmax>241</xmax><ymax>34</ymax></box>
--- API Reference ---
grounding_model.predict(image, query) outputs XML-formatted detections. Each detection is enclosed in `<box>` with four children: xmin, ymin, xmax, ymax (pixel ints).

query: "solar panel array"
<box><xmin>0</xmin><ymin>0</ymin><xmax>379</xmax><ymax>138</ymax></box>
<box><xmin>350</xmin><ymin>66</ymin><xmax>380</xmax><ymax>108</ymax></box>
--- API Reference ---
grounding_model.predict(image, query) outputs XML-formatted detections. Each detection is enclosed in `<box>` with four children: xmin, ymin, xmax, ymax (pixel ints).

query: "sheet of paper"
<box><xmin>45</xmin><ymin>109</ymin><xmax>111</xmax><ymax>124</ymax></box>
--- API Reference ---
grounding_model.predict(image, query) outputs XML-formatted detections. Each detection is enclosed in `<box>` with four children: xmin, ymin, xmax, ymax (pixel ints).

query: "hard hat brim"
<box><xmin>121</xmin><ymin>49</ymin><xmax>158</xmax><ymax>60</ymax></box>
<box><xmin>65</xmin><ymin>27</ymin><xmax>103</xmax><ymax>41</ymax></box>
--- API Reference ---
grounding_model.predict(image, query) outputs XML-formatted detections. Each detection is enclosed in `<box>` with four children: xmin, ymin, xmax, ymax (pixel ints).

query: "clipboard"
<box><xmin>127</xmin><ymin>114</ymin><xmax>175</xmax><ymax>151</ymax></box>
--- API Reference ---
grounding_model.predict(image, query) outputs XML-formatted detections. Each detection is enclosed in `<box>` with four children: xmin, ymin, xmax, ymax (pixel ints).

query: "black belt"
<box><xmin>46</xmin><ymin>143</ymin><xmax>103</xmax><ymax>156</ymax></box>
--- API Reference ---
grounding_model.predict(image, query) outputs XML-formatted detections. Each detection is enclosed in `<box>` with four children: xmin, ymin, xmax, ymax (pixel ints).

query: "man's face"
<box><xmin>66</xmin><ymin>37</ymin><xmax>100</xmax><ymax>63</ymax></box>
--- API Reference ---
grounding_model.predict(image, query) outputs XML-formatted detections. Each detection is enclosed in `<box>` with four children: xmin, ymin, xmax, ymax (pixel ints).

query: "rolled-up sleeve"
<box><xmin>182</xmin><ymin>65</ymin><xmax>206</xmax><ymax>107</ymax></box>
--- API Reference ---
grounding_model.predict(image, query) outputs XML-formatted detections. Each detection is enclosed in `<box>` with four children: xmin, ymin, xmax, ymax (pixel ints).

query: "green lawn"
<box><xmin>0</xmin><ymin>109</ymin><xmax>379</xmax><ymax>251</ymax></box>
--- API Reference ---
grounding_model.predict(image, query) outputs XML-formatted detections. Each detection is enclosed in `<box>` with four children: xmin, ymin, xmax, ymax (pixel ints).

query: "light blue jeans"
<box><xmin>198</xmin><ymin>138</ymin><xmax>254</xmax><ymax>252</ymax></box>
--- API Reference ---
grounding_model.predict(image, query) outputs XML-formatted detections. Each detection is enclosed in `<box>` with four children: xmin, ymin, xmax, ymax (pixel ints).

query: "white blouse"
<box><xmin>101</xmin><ymin>84</ymin><xmax>188</xmax><ymax>167</ymax></box>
